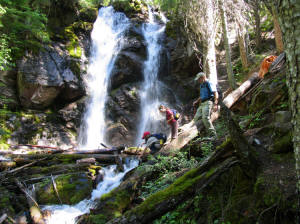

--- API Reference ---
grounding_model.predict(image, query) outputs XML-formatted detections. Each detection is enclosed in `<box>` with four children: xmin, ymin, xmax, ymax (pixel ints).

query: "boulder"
<box><xmin>17</xmin><ymin>45</ymin><xmax>85</xmax><ymax>109</ymax></box>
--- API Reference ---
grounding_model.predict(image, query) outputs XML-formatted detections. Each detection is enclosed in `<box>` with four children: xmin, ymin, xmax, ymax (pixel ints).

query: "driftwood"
<box><xmin>15</xmin><ymin>179</ymin><xmax>45</xmax><ymax>224</ymax></box>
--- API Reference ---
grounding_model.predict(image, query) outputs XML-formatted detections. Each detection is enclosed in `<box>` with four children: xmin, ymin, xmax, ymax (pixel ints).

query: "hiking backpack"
<box><xmin>203</xmin><ymin>82</ymin><xmax>223</xmax><ymax>101</ymax></box>
<box><xmin>171</xmin><ymin>109</ymin><xmax>181</xmax><ymax>120</ymax></box>
<box><xmin>151</xmin><ymin>133</ymin><xmax>167</xmax><ymax>144</ymax></box>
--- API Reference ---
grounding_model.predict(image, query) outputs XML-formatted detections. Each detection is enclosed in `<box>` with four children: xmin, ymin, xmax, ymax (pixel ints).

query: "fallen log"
<box><xmin>78</xmin><ymin>139</ymin><xmax>235</xmax><ymax>224</ymax></box>
<box><xmin>159</xmin><ymin>111</ymin><xmax>219</xmax><ymax>156</ymax></box>
<box><xmin>5</xmin><ymin>153</ymin><xmax>119</xmax><ymax>164</ymax></box>
<box><xmin>108</xmin><ymin>156</ymin><xmax>239</xmax><ymax>224</ymax></box>
<box><xmin>159</xmin><ymin>73</ymin><xmax>260</xmax><ymax>155</ymax></box>
<box><xmin>0</xmin><ymin>158</ymin><xmax>47</xmax><ymax>177</ymax></box>
<box><xmin>63</xmin><ymin>146</ymin><xmax>124</xmax><ymax>155</ymax></box>
<box><xmin>223</xmin><ymin>73</ymin><xmax>260</xmax><ymax>108</ymax></box>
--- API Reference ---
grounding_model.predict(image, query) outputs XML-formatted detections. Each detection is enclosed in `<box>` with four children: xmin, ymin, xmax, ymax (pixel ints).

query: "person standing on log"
<box><xmin>193</xmin><ymin>72</ymin><xmax>218</xmax><ymax>139</ymax></box>
<box><xmin>159</xmin><ymin>105</ymin><xmax>178</xmax><ymax>140</ymax></box>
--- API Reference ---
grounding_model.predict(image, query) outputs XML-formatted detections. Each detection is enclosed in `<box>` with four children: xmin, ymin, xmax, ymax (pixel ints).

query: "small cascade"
<box><xmin>78</xmin><ymin>7</ymin><xmax>130</xmax><ymax>149</ymax></box>
<box><xmin>136</xmin><ymin>7</ymin><xmax>168</xmax><ymax>144</ymax></box>
<box><xmin>43</xmin><ymin>159</ymin><xmax>139</xmax><ymax>224</ymax></box>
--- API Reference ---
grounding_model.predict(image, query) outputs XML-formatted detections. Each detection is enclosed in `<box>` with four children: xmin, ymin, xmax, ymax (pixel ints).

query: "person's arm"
<box><xmin>167</xmin><ymin>113</ymin><xmax>174</xmax><ymax>123</ymax></box>
<box><xmin>193</xmin><ymin>97</ymin><xmax>201</xmax><ymax>106</ymax></box>
<box><xmin>213</xmin><ymin>91</ymin><xmax>219</xmax><ymax>105</ymax></box>
<box><xmin>213</xmin><ymin>91</ymin><xmax>219</xmax><ymax>111</ymax></box>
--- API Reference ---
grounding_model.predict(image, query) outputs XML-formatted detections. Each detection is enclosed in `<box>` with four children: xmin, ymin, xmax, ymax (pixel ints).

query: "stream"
<box><xmin>42</xmin><ymin>158</ymin><xmax>139</xmax><ymax>224</ymax></box>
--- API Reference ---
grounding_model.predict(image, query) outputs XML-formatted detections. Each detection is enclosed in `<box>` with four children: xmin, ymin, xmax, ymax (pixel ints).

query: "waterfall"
<box><xmin>78</xmin><ymin>7</ymin><xmax>130</xmax><ymax>150</ymax></box>
<box><xmin>136</xmin><ymin>7</ymin><xmax>167</xmax><ymax>144</ymax></box>
<box><xmin>43</xmin><ymin>159</ymin><xmax>139</xmax><ymax>224</ymax></box>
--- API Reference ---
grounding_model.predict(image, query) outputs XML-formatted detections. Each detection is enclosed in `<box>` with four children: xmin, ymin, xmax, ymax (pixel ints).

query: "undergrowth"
<box><xmin>140</xmin><ymin>152</ymin><xmax>199</xmax><ymax>198</ymax></box>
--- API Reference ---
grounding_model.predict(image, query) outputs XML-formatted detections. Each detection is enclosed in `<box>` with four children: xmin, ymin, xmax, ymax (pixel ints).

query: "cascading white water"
<box><xmin>136</xmin><ymin>7</ymin><xmax>167</xmax><ymax>144</ymax></box>
<box><xmin>43</xmin><ymin>159</ymin><xmax>139</xmax><ymax>224</ymax></box>
<box><xmin>79</xmin><ymin>7</ymin><xmax>130</xmax><ymax>149</ymax></box>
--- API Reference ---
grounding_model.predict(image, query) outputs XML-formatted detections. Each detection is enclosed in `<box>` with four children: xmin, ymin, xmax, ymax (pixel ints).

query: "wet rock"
<box><xmin>106</xmin><ymin>83</ymin><xmax>141</xmax><ymax>146</ymax></box>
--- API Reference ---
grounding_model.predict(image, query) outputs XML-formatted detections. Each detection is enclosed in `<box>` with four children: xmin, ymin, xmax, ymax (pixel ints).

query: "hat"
<box><xmin>194</xmin><ymin>72</ymin><xmax>206</xmax><ymax>81</ymax></box>
<box><xmin>142</xmin><ymin>131</ymin><xmax>151</xmax><ymax>139</ymax></box>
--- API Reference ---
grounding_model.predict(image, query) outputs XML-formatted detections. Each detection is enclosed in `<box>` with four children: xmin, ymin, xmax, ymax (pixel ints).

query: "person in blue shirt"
<box><xmin>193</xmin><ymin>72</ymin><xmax>218</xmax><ymax>138</ymax></box>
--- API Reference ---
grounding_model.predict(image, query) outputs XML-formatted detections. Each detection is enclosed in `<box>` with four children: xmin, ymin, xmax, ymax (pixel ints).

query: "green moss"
<box><xmin>65</xmin><ymin>26</ymin><xmax>82</xmax><ymax>58</ymax></box>
<box><xmin>132</xmin><ymin>167</ymin><xmax>203</xmax><ymax>215</ymax></box>
<box><xmin>88</xmin><ymin>214</ymin><xmax>108</xmax><ymax>224</ymax></box>
<box><xmin>272</xmin><ymin>132</ymin><xmax>292</xmax><ymax>153</ymax></box>
<box><xmin>37</xmin><ymin>173</ymin><xmax>92</xmax><ymax>205</ymax></box>
<box><xmin>205</xmin><ymin>167</ymin><xmax>216</xmax><ymax>178</ymax></box>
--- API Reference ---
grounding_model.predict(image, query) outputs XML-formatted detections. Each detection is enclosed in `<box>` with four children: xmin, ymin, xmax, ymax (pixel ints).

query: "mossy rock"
<box><xmin>111</xmin><ymin>0</ymin><xmax>145</xmax><ymax>18</ymax></box>
<box><xmin>36</xmin><ymin>172</ymin><xmax>93</xmax><ymax>205</ymax></box>
<box><xmin>269</xmin><ymin>131</ymin><xmax>293</xmax><ymax>153</ymax></box>
<box><xmin>79</xmin><ymin>7</ymin><xmax>98</xmax><ymax>23</ymax></box>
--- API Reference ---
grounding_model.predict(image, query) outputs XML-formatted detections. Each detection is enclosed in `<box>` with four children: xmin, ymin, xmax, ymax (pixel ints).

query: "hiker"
<box><xmin>159</xmin><ymin>105</ymin><xmax>178</xmax><ymax>140</ymax></box>
<box><xmin>193</xmin><ymin>72</ymin><xmax>218</xmax><ymax>139</ymax></box>
<box><xmin>142</xmin><ymin>131</ymin><xmax>166</xmax><ymax>154</ymax></box>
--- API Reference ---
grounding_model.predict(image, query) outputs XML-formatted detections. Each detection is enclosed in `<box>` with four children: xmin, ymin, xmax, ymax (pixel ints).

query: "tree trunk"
<box><xmin>272</xmin><ymin>5</ymin><xmax>284</xmax><ymax>53</ymax></box>
<box><xmin>236</xmin><ymin>25</ymin><xmax>249</xmax><ymax>69</ymax></box>
<box><xmin>218</xmin><ymin>0</ymin><xmax>237</xmax><ymax>89</ymax></box>
<box><xmin>204</xmin><ymin>0</ymin><xmax>218</xmax><ymax>86</ymax></box>
<box><xmin>223</xmin><ymin>73</ymin><xmax>260</xmax><ymax>108</ymax></box>
<box><xmin>276</xmin><ymin>0</ymin><xmax>300</xmax><ymax>219</ymax></box>
<box><xmin>253</xmin><ymin>0</ymin><xmax>262</xmax><ymax>48</ymax></box>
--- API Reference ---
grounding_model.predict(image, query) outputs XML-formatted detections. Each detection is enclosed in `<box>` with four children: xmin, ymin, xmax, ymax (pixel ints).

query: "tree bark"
<box><xmin>204</xmin><ymin>0</ymin><xmax>218</xmax><ymax>86</ymax></box>
<box><xmin>236</xmin><ymin>25</ymin><xmax>249</xmax><ymax>69</ymax></box>
<box><xmin>275</xmin><ymin>0</ymin><xmax>300</xmax><ymax>219</ymax></box>
<box><xmin>223</xmin><ymin>73</ymin><xmax>260</xmax><ymax>108</ymax></box>
<box><xmin>253</xmin><ymin>0</ymin><xmax>262</xmax><ymax>48</ymax></box>
<box><xmin>218</xmin><ymin>0</ymin><xmax>237</xmax><ymax>89</ymax></box>
<box><xmin>272</xmin><ymin>5</ymin><xmax>284</xmax><ymax>53</ymax></box>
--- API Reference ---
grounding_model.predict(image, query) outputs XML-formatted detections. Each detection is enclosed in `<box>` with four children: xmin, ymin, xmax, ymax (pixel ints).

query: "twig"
<box><xmin>51</xmin><ymin>174</ymin><xmax>62</xmax><ymax>204</ymax></box>
<box><xmin>14</xmin><ymin>179</ymin><xmax>40</xmax><ymax>209</ymax></box>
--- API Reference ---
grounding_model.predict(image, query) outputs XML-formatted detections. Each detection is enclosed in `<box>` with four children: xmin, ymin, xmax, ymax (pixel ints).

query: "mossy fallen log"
<box><xmin>5</xmin><ymin>154</ymin><xmax>118</xmax><ymax>164</ymax></box>
<box><xmin>80</xmin><ymin>140</ymin><xmax>236</xmax><ymax>224</ymax></box>
<box><xmin>78</xmin><ymin>165</ymin><xmax>157</xmax><ymax>224</ymax></box>
<box><xmin>107</xmin><ymin>157</ymin><xmax>239</xmax><ymax>224</ymax></box>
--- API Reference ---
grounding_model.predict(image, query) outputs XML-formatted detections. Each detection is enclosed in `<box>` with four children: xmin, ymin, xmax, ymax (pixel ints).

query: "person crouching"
<box><xmin>142</xmin><ymin>131</ymin><xmax>166</xmax><ymax>154</ymax></box>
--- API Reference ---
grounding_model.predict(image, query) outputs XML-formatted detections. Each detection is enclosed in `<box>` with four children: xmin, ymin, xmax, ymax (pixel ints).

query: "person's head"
<box><xmin>159</xmin><ymin>105</ymin><xmax>167</xmax><ymax>113</ymax></box>
<box><xmin>195</xmin><ymin>72</ymin><xmax>206</xmax><ymax>84</ymax></box>
<box><xmin>142</xmin><ymin>131</ymin><xmax>151</xmax><ymax>140</ymax></box>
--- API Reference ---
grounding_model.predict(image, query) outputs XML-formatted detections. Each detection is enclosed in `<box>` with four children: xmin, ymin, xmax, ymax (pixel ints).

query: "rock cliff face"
<box><xmin>2</xmin><ymin>2</ymin><xmax>199</xmax><ymax>148</ymax></box>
